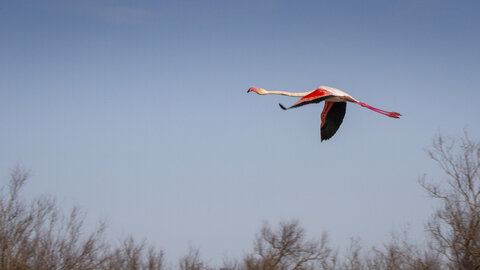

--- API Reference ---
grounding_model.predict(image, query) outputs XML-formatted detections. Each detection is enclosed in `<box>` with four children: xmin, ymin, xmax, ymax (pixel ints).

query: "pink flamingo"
<box><xmin>247</xmin><ymin>86</ymin><xmax>401</xmax><ymax>141</ymax></box>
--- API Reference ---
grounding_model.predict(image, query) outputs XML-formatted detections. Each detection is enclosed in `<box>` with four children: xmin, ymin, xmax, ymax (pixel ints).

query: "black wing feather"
<box><xmin>321</xmin><ymin>102</ymin><xmax>347</xmax><ymax>141</ymax></box>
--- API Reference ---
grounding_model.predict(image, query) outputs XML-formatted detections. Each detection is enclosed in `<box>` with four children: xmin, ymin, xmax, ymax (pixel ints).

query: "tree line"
<box><xmin>1</xmin><ymin>133</ymin><xmax>479</xmax><ymax>270</ymax></box>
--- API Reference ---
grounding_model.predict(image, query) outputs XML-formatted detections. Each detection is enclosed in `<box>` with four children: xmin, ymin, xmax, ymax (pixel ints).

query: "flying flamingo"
<box><xmin>247</xmin><ymin>86</ymin><xmax>401</xmax><ymax>141</ymax></box>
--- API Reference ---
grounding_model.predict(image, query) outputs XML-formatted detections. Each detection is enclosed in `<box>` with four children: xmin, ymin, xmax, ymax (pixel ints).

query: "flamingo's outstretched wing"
<box><xmin>279</xmin><ymin>89</ymin><xmax>334</xmax><ymax>110</ymax></box>
<box><xmin>320</xmin><ymin>102</ymin><xmax>346</xmax><ymax>141</ymax></box>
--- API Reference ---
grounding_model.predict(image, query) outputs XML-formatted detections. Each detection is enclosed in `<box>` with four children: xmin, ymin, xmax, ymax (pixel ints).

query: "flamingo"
<box><xmin>247</xmin><ymin>86</ymin><xmax>401</xmax><ymax>141</ymax></box>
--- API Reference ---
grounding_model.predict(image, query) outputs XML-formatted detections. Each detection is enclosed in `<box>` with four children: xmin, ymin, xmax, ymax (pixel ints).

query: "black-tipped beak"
<box><xmin>247</xmin><ymin>89</ymin><xmax>251</xmax><ymax>93</ymax></box>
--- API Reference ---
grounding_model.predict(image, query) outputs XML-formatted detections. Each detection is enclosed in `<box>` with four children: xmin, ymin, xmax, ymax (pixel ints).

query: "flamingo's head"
<box><xmin>247</xmin><ymin>87</ymin><xmax>266</xmax><ymax>95</ymax></box>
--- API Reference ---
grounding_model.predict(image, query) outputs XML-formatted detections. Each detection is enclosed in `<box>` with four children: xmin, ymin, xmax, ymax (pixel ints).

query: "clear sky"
<box><xmin>1</xmin><ymin>0</ymin><xmax>480</xmax><ymax>265</ymax></box>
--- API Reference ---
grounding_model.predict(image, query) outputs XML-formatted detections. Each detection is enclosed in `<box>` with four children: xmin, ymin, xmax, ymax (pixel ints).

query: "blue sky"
<box><xmin>1</xmin><ymin>0</ymin><xmax>480</xmax><ymax>265</ymax></box>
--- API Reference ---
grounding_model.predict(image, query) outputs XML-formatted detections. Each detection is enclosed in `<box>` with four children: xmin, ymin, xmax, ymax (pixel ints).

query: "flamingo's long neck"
<box><xmin>260</xmin><ymin>89</ymin><xmax>312</xmax><ymax>97</ymax></box>
<box><xmin>356</xmin><ymin>102</ymin><xmax>401</xmax><ymax>118</ymax></box>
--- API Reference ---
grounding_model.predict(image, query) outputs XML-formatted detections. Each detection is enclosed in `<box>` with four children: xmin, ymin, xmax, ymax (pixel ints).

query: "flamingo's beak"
<box><xmin>247</xmin><ymin>87</ymin><xmax>256</xmax><ymax>93</ymax></box>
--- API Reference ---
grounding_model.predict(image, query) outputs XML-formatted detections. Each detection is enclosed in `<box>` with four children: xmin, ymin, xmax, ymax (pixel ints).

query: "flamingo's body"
<box><xmin>247</xmin><ymin>86</ymin><xmax>401</xmax><ymax>141</ymax></box>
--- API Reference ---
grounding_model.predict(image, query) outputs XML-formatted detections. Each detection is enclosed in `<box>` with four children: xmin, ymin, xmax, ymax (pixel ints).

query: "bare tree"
<box><xmin>220</xmin><ymin>257</ymin><xmax>243</xmax><ymax>270</ymax></box>
<box><xmin>0</xmin><ymin>165</ymin><xmax>33</xmax><ymax>269</ymax></box>
<box><xmin>104</xmin><ymin>236</ymin><xmax>165</xmax><ymax>270</ymax></box>
<box><xmin>244</xmin><ymin>220</ymin><xmax>336</xmax><ymax>270</ymax></box>
<box><xmin>0</xmin><ymin>166</ymin><xmax>108</xmax><ymax>269</ymax></box>
<box><xmin>340</xmin><ymin>238</ymin><xmax>365</xmax><ymax>270</ymax></box>
<box><xmin>420</xmin><ymin>132</ymin><xmax>480</xmax><ymax>269</ymax></box>
<box><xmin>365</xmin><ymin>232</ymin><xmax>442</xmax><ymax>270</ymax></box>
<box><xmin>179</xmin><ymin>246</ymin><xmax>208</xmax><ymax>270</ymax></box>
<box><xmin>0</xmin><ymin>165</ymin><xmax>166</xmax><ymax>270</ymax></box>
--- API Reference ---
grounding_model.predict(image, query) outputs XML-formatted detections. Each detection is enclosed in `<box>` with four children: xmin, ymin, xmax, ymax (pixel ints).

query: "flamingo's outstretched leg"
<box><xmin>357</xmin><ymin>102</ymin><xmax>401</xmax><ymax>118</ymax></box>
